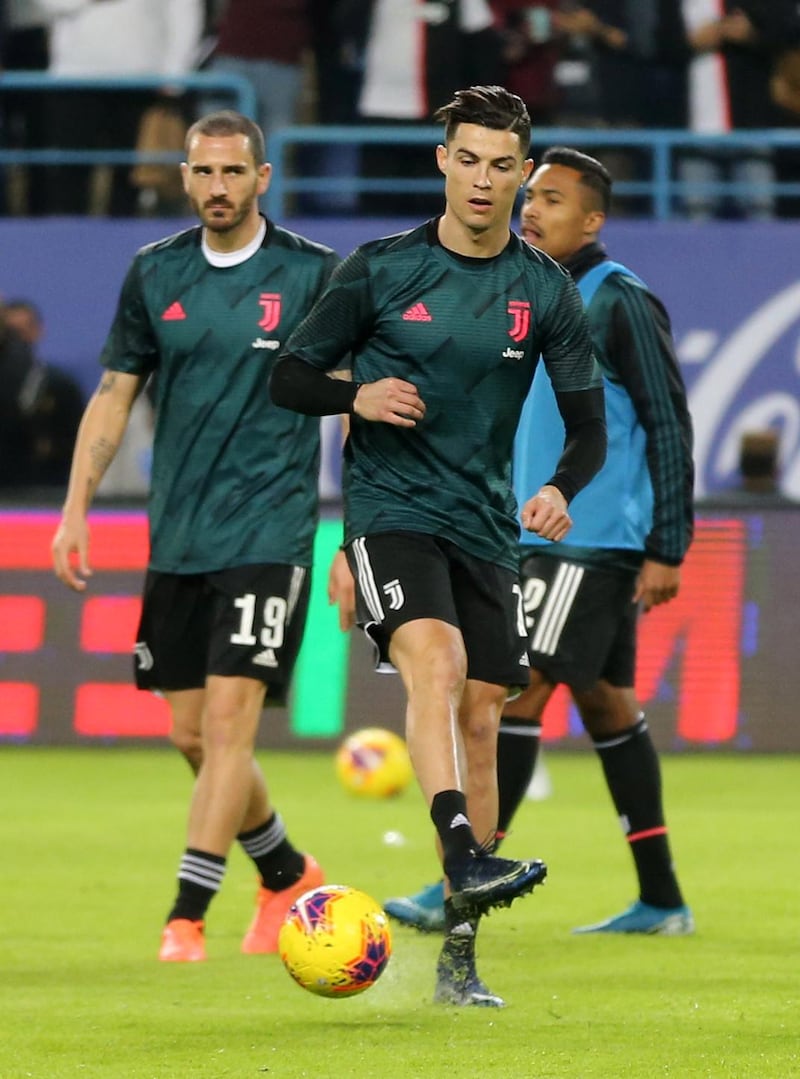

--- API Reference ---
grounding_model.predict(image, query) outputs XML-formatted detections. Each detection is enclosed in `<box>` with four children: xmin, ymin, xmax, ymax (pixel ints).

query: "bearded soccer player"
<box><xmin>270</xmin><ymin>87</ymin><xmax>607</xmax><ymax>1007</ymax></box>
<box><xmin>386</xmin><ymin>148</ymin><xmax>695</xmax><ymax>939</ymax></box>
<box><xmin>52</xmin><ymin>111</ymin><xmax>336</xmax><ymax>962</ymax></box>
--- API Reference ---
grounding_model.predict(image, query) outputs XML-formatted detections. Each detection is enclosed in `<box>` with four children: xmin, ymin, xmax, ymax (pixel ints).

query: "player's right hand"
<box><xmin>52</xmin><ymin>516</ymin><xmax>93</xmax><ymax>592</ymax></box>
<box><xmin>352</xmin><ymin>378</ymin><xmax>425</xmax><ymax>426</ymax></box>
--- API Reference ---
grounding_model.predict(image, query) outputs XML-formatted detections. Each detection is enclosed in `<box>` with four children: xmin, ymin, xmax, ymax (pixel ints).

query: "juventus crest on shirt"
<box><xmin>100</xmin><ymin>220</ymin><xmax>338</xmax><ymax>573</ymax></box>
<box><xmin>285</xmin><ymin>219</ymin><xmax>601</xmax><ymax>572</ymax></box>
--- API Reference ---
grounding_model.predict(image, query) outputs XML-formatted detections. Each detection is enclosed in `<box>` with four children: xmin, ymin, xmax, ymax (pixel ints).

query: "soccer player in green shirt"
<box><xmin>271</xmin><ymin>86</ymin><xmax>607</xmax><ymax>1006</ymax></box>
<box><xmin>52</xmin><ymin>111</ymin><xmax>337</xmax><ymax>963</ymax></box>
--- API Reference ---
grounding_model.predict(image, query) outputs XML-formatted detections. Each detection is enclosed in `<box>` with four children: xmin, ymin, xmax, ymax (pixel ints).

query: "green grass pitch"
<box><xmin>1</xmin><ymin>747</ymin><xmax>798</xmax><ymax>1078</ymax></box>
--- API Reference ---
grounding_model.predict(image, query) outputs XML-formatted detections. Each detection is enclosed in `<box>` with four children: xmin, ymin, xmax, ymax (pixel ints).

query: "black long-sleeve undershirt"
<box><xmin>270</xmin><ymin>354</ymin><xmax>358</xmax><ymax>415</ymax></box>
<box><xmin>271</xmin><ymin>354</ymin><xmax>606</xmax><ymax>506</ymax></box>
<box><xmin>546</xmin><ymin>386</ymin><xmax>607</xmax><ymax>504</ymax></box>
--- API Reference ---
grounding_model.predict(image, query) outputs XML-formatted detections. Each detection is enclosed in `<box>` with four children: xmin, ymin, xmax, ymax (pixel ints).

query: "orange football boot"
<box><xmin>159</xmin><ymin>918</ymin><xmax>206</xmax><ymax>962</ymax></box>
<box><xmin>241</xmin><ymin>855</ymin><xmax>324</xmax><ymax>954</ymax></box>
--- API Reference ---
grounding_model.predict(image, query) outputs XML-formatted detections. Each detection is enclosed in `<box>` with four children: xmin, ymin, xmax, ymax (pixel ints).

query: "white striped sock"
<box><xmin>239</xmin><ymin>814</ymin><xmax>287</xmax><ymax>859</ymax></box>
<box><xmin>178</xmin><ymin>852</ymin><xmax>226</xmax><ymax>892</ymax></box>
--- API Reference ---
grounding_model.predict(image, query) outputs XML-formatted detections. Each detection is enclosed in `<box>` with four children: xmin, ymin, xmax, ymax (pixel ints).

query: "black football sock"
<box><xmin>167</xmin><ymin>848</ymin><xmax>226</xmax><ymax>922</ymax></box>
<box><xmin>430</xmin><ymin>790</ymin><xmax>478</xmax><ymax>873</ymax></box>
<box><xmin>497</xmin><ymin>717</ymin><xmax>542</xmax><ymax>837</ymax></box>
<box><xmin>443</xmin><ymin>897</ymin><xmax>479</xmax><ymax>937</ymax></box>
<box><xmin>439</xmin><ymin>898</ymin><xmax>479</xmax><ymax>971</ymax></box>
<box><xmin>238</xmin><ymin>813</ymin><xmax>305</xmax><ymax>891</ymax></box>
<box><xmin>593</xmin><ymin>716</ymin><xmax>684</xmax><ymax>909</ymax></box>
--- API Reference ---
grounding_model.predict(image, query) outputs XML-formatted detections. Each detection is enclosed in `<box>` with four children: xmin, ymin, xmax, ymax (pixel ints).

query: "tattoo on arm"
<box><xmin>97</xmin><ymin>372</ymin><xmax>117</xmax><ymax>396</ymax></box>
<box><xmin>89</xmin><ymin>437</ymin><xmax>117</xmax><ymax>488</ymax></box>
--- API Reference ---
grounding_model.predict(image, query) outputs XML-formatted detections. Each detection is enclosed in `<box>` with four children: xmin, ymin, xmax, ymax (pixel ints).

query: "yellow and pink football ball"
<box><xmin>278</xmin><ymin>885</ymin><xmax>392</xmax><ymax>998</ymax></box>
<box><xmin>335</xmin><ymin>727</ymin><xmax>413</xmax><ymax>798</ymax></box>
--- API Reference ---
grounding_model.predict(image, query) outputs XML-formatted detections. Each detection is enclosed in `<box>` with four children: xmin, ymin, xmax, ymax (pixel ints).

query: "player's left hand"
<box><xmin>521</xmin><ymin>485</ymin><xmax>572</xmax><ymax>541</ymax></box>
<box><xmin>634</xmin><ymin>559</ymin><xmax>680</xmax><ymax>612</ymax></box>
<box><xmin>327</xmin><ymin>548</ymin><xmax>356</xmax><ymax>631</ymax></box>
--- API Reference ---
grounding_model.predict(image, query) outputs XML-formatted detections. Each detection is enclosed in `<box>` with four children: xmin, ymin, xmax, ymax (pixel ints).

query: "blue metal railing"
<box><xmin>266</xmin><ymin>124</ymin><xmax>800</xmax><ymax>220</ymax></box>
<box><xmin>1</xmin><ymin>72</ymin><xmax>799</xmax><ymax>220</ymax></box>
<box><xmin>0</xmin><ymin>71</ymin><xmax>257</xmax><ymax>171</ymax></box>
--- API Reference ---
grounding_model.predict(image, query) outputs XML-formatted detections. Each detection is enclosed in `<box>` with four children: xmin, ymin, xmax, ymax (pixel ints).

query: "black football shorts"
<box><xmin>133</xmin><ymin>562</ymin><xmax>311</xmax><ymax>703</ymax></box>
<box><xmin>346</xmin><ymin>530</ymin><xmax>530</xmax><ymax>690</ymax></box>
<box><xmin>519</xmin><ymin>550</ymin><xmax>638</xmax><ymax>691</ymax></box>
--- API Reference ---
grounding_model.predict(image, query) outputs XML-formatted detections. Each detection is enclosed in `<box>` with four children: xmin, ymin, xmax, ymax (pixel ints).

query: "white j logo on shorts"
<box><xmin>382</xmin><ymin>578</ymin><xmax>405</xmax><ymax>611</ymax></box>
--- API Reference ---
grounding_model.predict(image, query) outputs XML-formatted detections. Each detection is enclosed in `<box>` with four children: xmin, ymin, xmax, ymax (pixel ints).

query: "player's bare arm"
<box><xmin>52</xmin><ymin>369</ymin><xmax>144</xmax><ymax>591</ymax></box>
<box><xmin>521</xmin><ymin>484</ymin><xmax>573</xmax><ymax>542</ymax></box>
<box><xmin>353</xmin><ymin>378</ymin><xmax>426</xmax><ymax>426</ymax></box>
<box><xmin>634</xmin><ymin>559</ymin><xmax>681</xmax><ymax>612</ymax></box>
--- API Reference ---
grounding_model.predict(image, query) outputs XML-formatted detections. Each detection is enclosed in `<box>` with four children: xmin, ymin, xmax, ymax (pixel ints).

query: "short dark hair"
<box><xmin>184</xmin><ymin>110</ymin><xmax>266</xmax><ymax>166</ymax></box>
<box><xmin>433</xmin><ymin>85</ymin><xmax>531</xmax><ymax>155</ymax></box>
<box><xmin>4</xmin><ymin>298</ymin><xmax>42</xmax><ymax>325</ymax></box>
<box><xmin>541</xmin><ymin>147</ymin><xmax>612</xmax><ymax>213</ymax></box>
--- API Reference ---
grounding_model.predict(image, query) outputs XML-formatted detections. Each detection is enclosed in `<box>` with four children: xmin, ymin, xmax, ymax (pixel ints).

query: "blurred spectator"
<box><xmin>314</xmin><ymin>1</ymin><xmax>364</xmax><ymax>126</ymax></box>
<box><xmin>352</xmin><ymin>0</ymin><xmax>504</xmax><ymax>214</ymax></box>
<box><xmin>555</xmin><ymin>2</ymin><xmax>688</xmax><ymax>128</ymax></box>
<box><xmin>725</xmin><ymin>429</ymin><xmax>796</xmax><ymax>505</ymax></box>
<box><xmin>304</xmin><ymin>1</ymin><xmax>366</xmax><ymax>213</ymax></box>
<box><xmin>1</xmin><ymin>0</ymin><xmax>49</xmax><ymax>215</ymax></box>
<box><xmin>739</xmin><ymin>430</ymin><xmax>782</xmax><ymax>494</ymax></box>
<box><xmin>3</xmin><ymin>295</ymin><xmax>154</xmax><ymax>494</ymax></box>
<box><xmin>128</xmin><ymin>97</ymin><xmax>190</xmax><ymax>216</ymax></box>
<box><xmin>4</xmin><ymin>297</ymin><xmax>43</xmax><ymax>344</ymax></box>
<box><xmin>357</xmin><ymin>0</ymin><xmax>502</xmax><ymax>123</ymax></box>
<box><xmin>37</xmin><ymin>0</ymin><xmax>203</xmax><ymax>216</ymax></box>
<box><xmin>679</xmin><ymin>0</ymin><xmax>794</xmax><ymax>220</ymax></box>
<box><xmin>552</xmin><ymin>2</ymin><xmax>689</xmax><ymax>214</ymax></box>
<box><xmin>772</xmin><ymin>44</ymin><xmax>800</xmax><ymax>118</ymax></box>
<box><xmin>0</xmin><ymin>298</ymin><xmax>85</xmax><ymax>488</ymax></box>
<box><xmin>765</xmin><ymin>7</ymin><xmax>800</xmax><ymax>216</ymax></box>
<box><xmin>208</xmin><ymin>0</ymin><xmax>310</xmax><ymax>149</ymax></box>
<box><xmin>0</xmin><ymin>297</ymin><xmax>38</xmax><ymax>486</ymax></box>
<box><xmin>489</xmin><ymin>1</ymin><xmax>563</xmax><ymax>126</ymax></box>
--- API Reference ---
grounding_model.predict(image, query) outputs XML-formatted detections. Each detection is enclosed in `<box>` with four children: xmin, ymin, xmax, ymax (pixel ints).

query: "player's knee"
<box><xmin>576</xmin><ymin>683</ymin><xmax>637</xmax><ymax>736</ymax></box>
<box><xmin>435</xmin><ymin>632</ymin><xmax>468</xmax><ymax>687</ymax></box>
<box><xmin>201</xmin><ymin>678</ymin><xmax>265</xmax><ymax>751</ymax></box>
<box><xmin>396</xmin><ymin>628</ymin><xmax>467</xmax><ymax>699</ymax></box>
<box><xmin>504</xmin><ymin>676</ymin><xmax>551</xmax><ymax>722</ymax></box>
<box><xmin>169</xmin><ymin>724</ymin><xmax>203</xmax><ymax>772</ymax></box>
<box><xmin>461</xmin><ymin>684</ymin><xmax>506</xmax><ymax>743</ymax></box>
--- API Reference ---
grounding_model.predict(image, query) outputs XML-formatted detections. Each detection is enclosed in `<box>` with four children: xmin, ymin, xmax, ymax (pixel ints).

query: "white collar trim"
<box><xmin>202</xmin><ymin>217</ymin><xmax>267</xmax><ymax>267</ymax></box>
